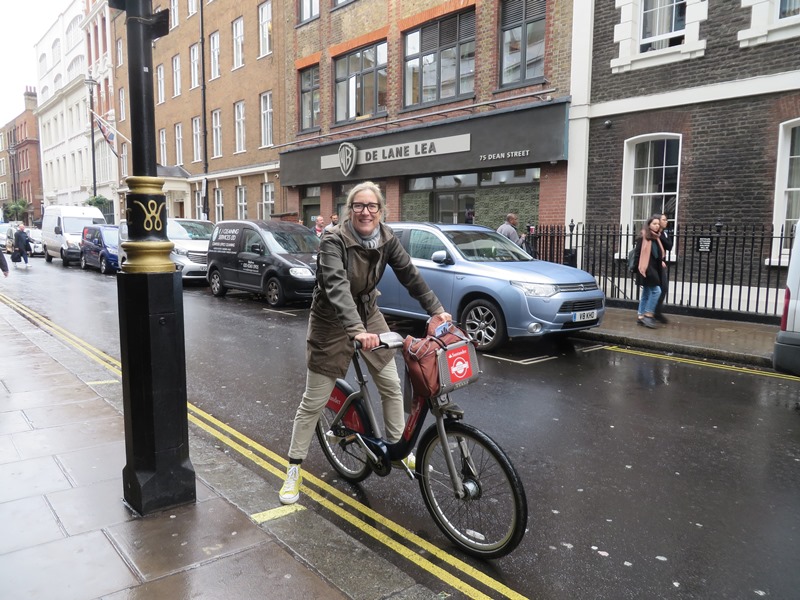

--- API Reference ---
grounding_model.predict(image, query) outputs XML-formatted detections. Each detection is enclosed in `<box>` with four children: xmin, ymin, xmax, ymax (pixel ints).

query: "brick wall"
<box><xmin>592</xmin><ymin>2</ymin><xmax>800</xmax><ymax>102</ymax></box>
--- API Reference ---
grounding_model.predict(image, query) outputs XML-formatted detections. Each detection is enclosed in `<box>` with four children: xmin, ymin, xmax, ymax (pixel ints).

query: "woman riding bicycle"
<box><xmin>279</xmin><ymin>181</ymin><xmax>451</xmax><ymax>505</ymax></box>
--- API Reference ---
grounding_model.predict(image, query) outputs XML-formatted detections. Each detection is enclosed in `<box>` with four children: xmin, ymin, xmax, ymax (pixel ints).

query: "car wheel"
<box><xmin>61</xmin><ymin>251</ymin><xmax>70</xmax><ymax>267</ymax></box>
<box><xmin>44</xmin><ymin>247</ymin><xmax>53</xmax><ymax>263</ymax></box>
<box><xmin>265</xmin><ymin>277</ymin><xmax>285</xmax><ymax>307</ymax></box>
<box><xmin>209</xmin><ymin>269</ymin><xmax>228</xmax><ymax>297</ymax></box>
<box><xmin>100</xmin><ymin>256</ymin><xmax>110</xmax><ymax>274</ymax></box>
<box><xmin>80</xmin><ymin>253</ymin><xmax>88</xmax><ymax>270</ymax></box>
<box><xmin>461</xmin><ymin>299</ymin><xmax>507</xmax><ymax>352</ymax></box>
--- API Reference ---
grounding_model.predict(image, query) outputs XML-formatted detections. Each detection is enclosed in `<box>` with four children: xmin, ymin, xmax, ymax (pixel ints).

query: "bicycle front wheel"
<box><xmin>316</xmin><ymin>397</ymin><xmax>372</xmax><ymax>483</ymax></box>
<box><xmin>417</xmin><ymin>421</ymin><xmax>527</xmax><ymax>559</ymax></box>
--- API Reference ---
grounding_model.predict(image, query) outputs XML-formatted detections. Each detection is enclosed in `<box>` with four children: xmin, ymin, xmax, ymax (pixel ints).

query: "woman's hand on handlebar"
<box><xmin>354</xmin><ymin>332</ymin><xmax>381</xmax><ymax>351</ymax></box>
<box><xmin>426</xmin><ymin>312</ymin><xmax>453</xmax><ymax>336</ymax></box>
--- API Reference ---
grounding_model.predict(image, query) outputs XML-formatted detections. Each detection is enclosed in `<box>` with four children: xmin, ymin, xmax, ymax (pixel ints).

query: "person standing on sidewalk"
<box><xmin>497</xmin><ymin>213</ymin><xmax>525</xmax><ymax>247</ymax></box>
<box><xmin>634</xmin><ymin>215</ymin><xmax>665</xmax><ymax>329</ymax></box>
<box><xmin>14</xmin><ymin>224</ymin><xmax>31</xmax><ymax>268</ymax></box>
<box><xmin>654</xmin><ymin>213</ymin><xmax>673</xmax><ymax>323</ymax></box>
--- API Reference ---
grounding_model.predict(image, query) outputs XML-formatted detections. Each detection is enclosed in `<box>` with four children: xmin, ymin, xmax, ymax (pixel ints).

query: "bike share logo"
<box><xmin>446</xmin><ymin>346</ymin><xmax>473</xmax><ymax>381</ymax></box>
<box><xmin>338</xmin><ymin>142</ymin><xmax>358</xmax><ymax>177</ymax></box>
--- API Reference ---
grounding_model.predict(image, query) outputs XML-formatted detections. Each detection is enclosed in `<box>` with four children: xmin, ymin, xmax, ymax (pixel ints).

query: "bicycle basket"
<box><xmin>403</xmin><ymin>324</ymin><xmax>480</xmax><ymax>398</ymax></box>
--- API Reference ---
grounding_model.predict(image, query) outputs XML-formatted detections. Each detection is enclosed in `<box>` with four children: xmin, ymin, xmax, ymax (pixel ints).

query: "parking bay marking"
<box><xmin>485</xmin><ymin>354</ymin><xmax>559</xmax><ymax>365</ymax></box>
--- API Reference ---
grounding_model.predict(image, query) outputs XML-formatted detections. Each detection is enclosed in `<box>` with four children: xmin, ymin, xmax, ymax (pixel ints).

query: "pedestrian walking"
<box><xmin>279</xmin><ymin>181</ymin><xmax>451</xmax><ymax>505</ymax></box>
<box><xmin>654</xmin><ymin>213</ymin><xmax>672</xmax><ymax>324</ymax></box>
<box><xmin>311</xmin><ymin>215</ymin><xmax>325</xmax><ymax>238</ymax></box>
<box><xmin>633</xmin><ymin>215</ymin><xmax>665</xmax><ymax>329</ymax></box>
<box><xmin>13</xmin><ymin>224</ymin><xmax>32</xmax><ymax>268</ymax></box>
<box><xmin>324</xmin><ymin>213</ymin><xmax>339</xmax><ymax>232</ymax></box>
<box><xmin>497</xmin><ymin>213</ymin><xmax>525</xmax><ymax>247</ymax></box>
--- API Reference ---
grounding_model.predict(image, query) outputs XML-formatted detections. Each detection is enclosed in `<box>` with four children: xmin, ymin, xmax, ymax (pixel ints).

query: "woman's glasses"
<box><xmin>351</xmin><ymin>202</ymin><xmax>381</xmax><ymax>214</ymax></box>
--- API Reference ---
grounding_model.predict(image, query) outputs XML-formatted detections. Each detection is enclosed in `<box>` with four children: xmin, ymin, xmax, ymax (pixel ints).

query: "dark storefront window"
<box><xmin>480</xmin><ymin>168</ymin><xmax>539</xmax><ymax>185</ymax></box>
<box><xmin>300</xmin><ymin>65</ymin><xmax>320</xmax><ymax>130</ymax></box>
<box><xmin>404</xmin><ymin>10</ymin><xmax>475</xmax><ymax>107</ymax></box>
<box><xmin>335</xmin><ymin>42</ymin><xmax>388</xmax><ymax>123</ymax></box>
<box><xmin>500</xmin><ymin>0</ymin><xmax>546</xmax><ymax>86</ymax></box>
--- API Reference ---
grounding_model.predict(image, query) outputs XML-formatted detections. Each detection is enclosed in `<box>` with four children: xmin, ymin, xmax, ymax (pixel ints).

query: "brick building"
<box><xmin>568</xmin><ymin>0</ymin><xmax>800</xmax><ymax>262</ymax></box>
<box><xmin>279</xmin><ymin>0</ymin><xmax>574</xmax><ymax>230</ymax></box>
<box><xmin>111</xmin><ymin>0</ymin><xmax>286</xmax><ymax>223</ymax></box>
<box><xmin>1</xmin><ymin>90</ymin><xmax>44</xmax><ymax>225</ymax></box>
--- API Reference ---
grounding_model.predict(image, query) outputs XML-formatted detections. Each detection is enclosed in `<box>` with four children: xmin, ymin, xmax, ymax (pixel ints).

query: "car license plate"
<box><xmin>573</xmin><ymin>310</ymin><xmax>597</xmax><ymax>322</ymax></box>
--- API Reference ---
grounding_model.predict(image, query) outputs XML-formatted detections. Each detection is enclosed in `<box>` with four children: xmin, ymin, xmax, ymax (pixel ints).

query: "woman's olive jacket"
<box><xmin>306</xmin><ymin>222</ymin><xmax>444</xmax><ymax>378</ymax></box>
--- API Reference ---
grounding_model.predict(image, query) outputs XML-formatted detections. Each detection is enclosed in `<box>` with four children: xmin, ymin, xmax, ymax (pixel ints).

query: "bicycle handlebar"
<box><xmin>354</xmin><ymin>331</ymin><xmax>405</xmax><ymax>351</ymax></box>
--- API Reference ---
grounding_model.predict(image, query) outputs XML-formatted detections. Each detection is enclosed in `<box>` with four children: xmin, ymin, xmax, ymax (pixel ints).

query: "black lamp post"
<box><xmin>85</xmin><ymin>78</ymin><xmax>98</xmax><ymax>198</ymax></box>
<box><xmin>109</xmin><ymin>0</ymin><xmax>195</xmax><ymax>516</ymax></box>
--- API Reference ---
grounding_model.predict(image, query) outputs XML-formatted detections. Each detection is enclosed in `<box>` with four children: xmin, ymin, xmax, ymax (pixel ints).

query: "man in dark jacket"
<box><xmin>654</xmin><ymin>213</ymin><xmax>672</xmax><ymax>323</ymax></box>
<box><xmin>13</xmin><ymin>224</ymin><xmax>31</xmax><ymax>268</ymax></box>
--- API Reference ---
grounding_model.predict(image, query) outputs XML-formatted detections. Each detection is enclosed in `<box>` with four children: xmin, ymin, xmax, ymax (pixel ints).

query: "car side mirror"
<box><xmin>250</xmin><ymin>243</ymin><xmax>264</xmax><ymax>254</ymax></box>
<box><xmin>55</xmin><ymin>226</ymin><xmax>62</xmax><ymax>235</ymax></box>
<box><xmin>431</xmin><ymin>250</ymin><xmax>452</xmax><ymax>265</ymax></box>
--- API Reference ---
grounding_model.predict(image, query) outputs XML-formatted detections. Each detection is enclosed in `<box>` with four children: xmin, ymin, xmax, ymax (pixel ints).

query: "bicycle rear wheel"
<box><xmin>315</xmin><ymin>383</ymin><xmax>373</xmax><ymax>483</ymax></box>
<box><xmin>417</xmin><ymin>421</ymin><xmax>527</xmax><ymax>559</ymax></box>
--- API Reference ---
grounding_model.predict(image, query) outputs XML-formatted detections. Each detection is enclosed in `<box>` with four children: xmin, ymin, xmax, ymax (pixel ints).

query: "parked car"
<box><xmin>119</xmin><ymin>218</ymin><xmax>214</xmax><ymax>280</ymax></box>
<box><xmin>774</xmin><ymin>238</ymin><xmax>800</xmax><ymax>375</ymax></box>
<box><xmin>377</xmin><ymin>223</ymin><xmax>606</xmax><ymax>351</ymax></box>
<box><xmin>41</xmin><ymin>205</ymin><xmax>107</xmax><ymax>266</ymax></box>
<box><xmin>27</xmin><ymin>228</ymin><xmax>45</xmax><ymax>256</ymax></box>
<box><xmin>4</xmin><ymin>223</ymin><xmax>19</xmax><ymax>254</ymax></box>
<box><xmin>80</xmin><ymin>225</ymin><xmax>120</xmax><ymax>274</ymax></box>
<box><xmin>206</xmin><ymin>220</ymin><xmax>319</xmax><ymax>307</ymax></box>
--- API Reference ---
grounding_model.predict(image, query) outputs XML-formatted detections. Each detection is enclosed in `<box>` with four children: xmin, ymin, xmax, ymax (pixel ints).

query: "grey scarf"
<box><xmin>347</xmin><ymin>221</ymin><xmax>381</xmax><ymax>249</ymax></box>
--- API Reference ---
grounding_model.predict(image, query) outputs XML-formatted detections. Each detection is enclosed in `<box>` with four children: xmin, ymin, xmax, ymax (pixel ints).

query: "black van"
<box><xmin>207</xmin><ymin>220</ymin><xmax>319</xmax><ymax>307</ymax></box>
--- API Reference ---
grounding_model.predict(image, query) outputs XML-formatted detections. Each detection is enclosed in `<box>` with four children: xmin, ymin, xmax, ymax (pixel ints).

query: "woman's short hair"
<box><xmin>346</xmin><ymin>181</ymin><xmax>384</xmax><ymax>210</ymax></box>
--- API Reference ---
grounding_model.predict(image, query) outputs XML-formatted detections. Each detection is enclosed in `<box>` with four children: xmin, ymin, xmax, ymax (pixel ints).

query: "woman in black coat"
<box><xmin>633</xmin><ymin>215</ymin><xmax>665</xmax><ymax>328</ymax></box>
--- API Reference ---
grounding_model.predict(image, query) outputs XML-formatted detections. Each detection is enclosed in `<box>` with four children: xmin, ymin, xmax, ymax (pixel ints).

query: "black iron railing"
<box><xmin>528</xmin><ymin>223</ymin><xmax>795</xmax><ymax>323</ymax></box>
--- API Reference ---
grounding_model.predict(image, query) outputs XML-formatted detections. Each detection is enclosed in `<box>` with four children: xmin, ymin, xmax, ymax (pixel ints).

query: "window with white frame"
<box><xmin>259</xmin><ymin>182</ymin><xmax>275</xmax><ymax>220</ymax></box>
<box><xmin>404</xmin><ymin>10</ymin><xmax>476</xmax><ymax>107</ymax></box>
<box><xmin>188</xmin><ymin>0</ymin><xmax>197</xmax><ymax>17</ymax></box>
<box><xmin>300</xmin><ymin>65</ymin><xmax>320</xmax><ymax>130</ymax></box>
<box><xmin>500</xmin><ymin>0</ymin><xmax>545</xmax><ymax>87</ymax></box>
<box><xmin>192</xmin><ymin>116</ymin><xmax>202</xmax><ymax>162</ymax></box>
<box><xmin>260</xmin><ymin>92</ymin><xmax>273</xmax><ymax>147</ymax></box>
<box><xmin>159</xmin><ymin>128</ymin><xmax>168</xmax><ymax>165</ymax></box>
<box><xmin>611</xmin><ymin>0</ymin><xmax>706</xmax><ymax>73</ymax></box>
<box><xmin>121</xmin><ymin>143</ymin><xmax>128</xmax><ymax>177</ymax></box>
<box><xmin>210</xmin><ymin>31</ymin><xmax>220</xmax><ymax>79</ymax></box>
<box><xmin>232</xmin><ymin>18</ymin><xmax>244</xmax><ymax>69</ymax></box>
<box><xmin>335</xmin><ymin>42</ymin><xmax>388</xmax><ymax>123</ymax></box>
<box><xmin>236</xmin><ymin>185</ymin><xmax>248</xmax><ymax>219</ymax></box>
<box><xmin>119</xmin><ymin>88</ymin><xmax>126</xmax><ymax>121</ymax></box>
<box><xmin>0</xmin><ymin>158</ymin><xmax>5</xmax><ymax>176</ymax></box>
<box><xmin>211</xmin><ymin>109</ymin><xmax>222</xmax><ymax>157</ymax></box>
<box><xmin>175</xmin><ymin>123</ymin><xmax>183</xmax><ymax>165</ymax></box>
<box><xmin>773</xmin><ymin>120</ymin><xmax>800</xmax><ymax>250</ymax></box>
<box><xmin>234</xmin><ymin>101</ymin><xmax>246</xmax><ymax>152</ymax></box>
<box><xmin>117</xmin><ymin>39</ymin><xmax>123</xmax><ymax>66</ymax></box>
<box><xmin>170</xmin><ymin>0</ymin><xmax>179</xmax><ymax>28</ymax></box>
<box><xmin>172</xmin><ymin>55</ymin><xmax>181</xmax><ymax>96</ymax></box>
<box><xmin>157</xmin><ymin>64</ymin><xmax>165</xmax><ymax>103</ymax></box>
<box><xmin>621</xmin><ymin>135</ymin><xmax>680</xmax><ymax>234</ymax></box>
<box><xmin>195</xmin><ymin>190</ymin><xmax>203</xmax><ymax>218</ymax></box>
<box><xmin>739</xmin><ymin>0</ymin><xmax>800</xmax><ymax>47</ymax></box>
<box><xmin>259</xmin><ymin>2</ymin><xmax>272</xmax><ymax>56</ymax></box>
<box><xmin>215</xmin><ymin>188</ymin><xmax>224</xmax><ymax>221</ymax></box>
<box><xmin>300</xmin><ymin>0</ymin><xmax>319</xmax><ymax>23</ymax></box>
<box><xmin>190</xmin><ymin>44</ymin><xmax>200</xmax><ymax>88</ymax></box>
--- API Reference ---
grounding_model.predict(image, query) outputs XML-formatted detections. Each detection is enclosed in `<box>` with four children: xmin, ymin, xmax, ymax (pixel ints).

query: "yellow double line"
<box><xmin>0</xmin><ymin>293</ymin><xmax>527</xmax><ymax>600</ymax></box>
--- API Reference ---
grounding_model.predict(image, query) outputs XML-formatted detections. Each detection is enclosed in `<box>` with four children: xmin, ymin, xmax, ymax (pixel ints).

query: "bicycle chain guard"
<box><xmin>362</xmin><ymin>437</ymin><xmax>392</xmax><ymax>476</ymax></box>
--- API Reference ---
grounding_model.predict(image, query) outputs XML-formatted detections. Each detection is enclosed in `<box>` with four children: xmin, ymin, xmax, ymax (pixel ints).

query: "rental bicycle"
<box><xmin>315</xmin><ymin>331</ymin><xmax>528</xmax><ymax>559</ymax></box>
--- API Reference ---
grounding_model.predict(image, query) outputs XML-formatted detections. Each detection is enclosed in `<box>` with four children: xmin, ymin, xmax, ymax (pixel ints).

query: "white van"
<box><xmin>774</xmin><ymin>238</ymin><xmax>800</xmax><ymax>375</ymax></box>
<box><xmin>41</xmin><ymin>206</ymin><xmax>106</xmax><ymax>266</ymax></box>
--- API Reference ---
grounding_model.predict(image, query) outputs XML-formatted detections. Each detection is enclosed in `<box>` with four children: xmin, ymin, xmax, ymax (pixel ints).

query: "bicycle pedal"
<box><xmin>324</xmin><ymin>430</ymin><xmax>344</xmax><ymax>443</ymax></box>
<box><xmin>441</xmin><ymin>403</ymin><xmax>464</xmax><ymax>418</ymax></box>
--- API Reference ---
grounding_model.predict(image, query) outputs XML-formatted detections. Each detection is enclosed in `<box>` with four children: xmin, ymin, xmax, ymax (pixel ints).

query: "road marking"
<box><xmin>85</xmin><ymin>380</ymin><xmax>120</xmax><ymax>385</ymax></box>
<box><xmin>580</xmin><ymin>344</ymin><xmax>606</xmax><ymax>353</ymax></box>
<box><xmin>485</xmin><ymin>354</ymin><xmax>558</xmax><ymax>365</ymax></box>
<box><xmin>262</xmin><ymin>307</ymin><xmax>304</xmax><ymax>316</ymax></box>
<box><xmin>604</xmin><ymin>345</ymin><xmax>800</xmax><ymax>380</ymax></box>
<box><xmin>1</xmin><ymin>294</ymin><xmax>527</xmax><ymax>600</ymax></box>
<box><xmin>251</xmin><ymin>504</ymin><xmax>306</xmax><ymax>523</ymax></box>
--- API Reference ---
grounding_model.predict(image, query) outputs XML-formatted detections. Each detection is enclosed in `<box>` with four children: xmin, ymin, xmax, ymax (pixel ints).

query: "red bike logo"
<box><xmin>447</xmin><ymin>346</ymin><xmax>473</xmax><ymax>381</ymax></box>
